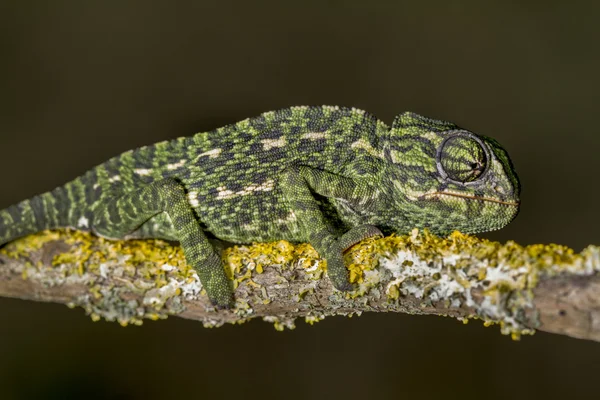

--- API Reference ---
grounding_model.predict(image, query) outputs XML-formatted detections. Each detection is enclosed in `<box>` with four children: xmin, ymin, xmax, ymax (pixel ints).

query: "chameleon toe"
<box><xmin>210</xmin><ymin>293</ymin><xmax>235</xmax><ymax>310</ymax></box>
<box><xmin>339</xmin><ymin>224</ymin><xmax>384</xmax><ymax>251</ymax></box>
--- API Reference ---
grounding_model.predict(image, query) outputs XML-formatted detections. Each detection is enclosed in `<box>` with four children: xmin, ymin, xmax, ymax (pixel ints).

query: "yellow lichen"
<box><xmin>305</xmin><ymin>314</ymin><xmax>325</xmax><ymax>325</ymax></box>
<box><xmin>2</xmin><ymin>227</ymin><xmax>597</xmax><ymax>339</ymax></box>
<box><xmin>0</xmin><ymin>230</ymin><xmax>62</xmax><ymax>259</ymax></box>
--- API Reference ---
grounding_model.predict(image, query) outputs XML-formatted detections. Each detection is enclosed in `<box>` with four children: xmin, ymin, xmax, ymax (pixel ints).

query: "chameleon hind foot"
<box><xmin>92</xmin><ymin>178</ymin><xmax>235</xmax><ymax>309</ymax></box>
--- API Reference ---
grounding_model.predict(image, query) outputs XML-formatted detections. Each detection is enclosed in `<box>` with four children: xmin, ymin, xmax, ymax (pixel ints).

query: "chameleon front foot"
<box><xmin>311</xmin><ymin>226</ymin><xmax>383</xmax><ymax>293</ymax></box>
<box><xmin>328</xmin><ymin>264</ymin><xmax>356</xmax><ymax>292</ymax></box>
<box><xmin>339</xmin><ymin>224</ymin><xmax>383</xmax><ymax>251</ymax></box>
<box><xmin>193</xmin><ymin>251</ymin><xmax>235</xmax><ymax>309</ymax></box>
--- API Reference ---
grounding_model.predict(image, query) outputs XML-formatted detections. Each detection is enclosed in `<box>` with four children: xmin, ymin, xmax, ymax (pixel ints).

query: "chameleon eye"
<box><xmin>437</xmin><ymin>132</ymin><xmax>488</xmax><ymax>183</ymax></box>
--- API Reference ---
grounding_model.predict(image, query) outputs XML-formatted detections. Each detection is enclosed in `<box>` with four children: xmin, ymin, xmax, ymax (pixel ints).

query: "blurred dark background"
<box><xmin>1</xmin><ymin>2</ymin><xmax>599</xmax><ymax>399</ymax></box>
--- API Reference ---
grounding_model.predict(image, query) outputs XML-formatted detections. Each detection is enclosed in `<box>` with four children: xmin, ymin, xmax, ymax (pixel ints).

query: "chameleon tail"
<box><xmin>0</xmin><ymin>177</ymin><xmax>93</xmax><ymax>246</ymax></box>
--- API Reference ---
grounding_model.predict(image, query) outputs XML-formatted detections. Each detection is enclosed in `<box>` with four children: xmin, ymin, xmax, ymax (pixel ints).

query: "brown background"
<box><xmin>1</xmin><ymin>2</ymin><xmax>599</xmax><ymax>399</ymax></box>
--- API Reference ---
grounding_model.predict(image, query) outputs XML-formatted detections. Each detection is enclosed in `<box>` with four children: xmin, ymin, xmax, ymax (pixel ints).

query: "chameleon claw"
<box><xmin>327</xmin><ymin>260</ymin><xmax>358</xmax><ymax>292</ymax></box>
<box><xmin>332</xmin><ymin>279</ymin><xmax>356</xmax><ymax>292</ymax></box>
<box><xmin>212</xmin><ymin>301</ymin><xmax>233</xmax><ymax>311</ymax></box>
<box><xmin>209</xmin><ymin>292</ymin><xmax>235</xmax><ymax>310</ymax></box>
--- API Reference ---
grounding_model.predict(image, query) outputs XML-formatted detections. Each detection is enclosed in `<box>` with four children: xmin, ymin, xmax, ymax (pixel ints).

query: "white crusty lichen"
<box><xmin>1</xmin><ymin>228</ymin><xmax>599</xmax><ymax>337</ymax></box>
<box><xmin>0</xmin><ymin>230</ymin><xmax>206</xmax><ymax>326</ymax></box>
<box><xmin>380</xmin><ymin>237</ymin><xmax>532</xmax><ymax>335</ymax></box>
<box><xmin>374</xmin><ymin>229</ymin><xmax>600</xmax><ymax>338</ymax></box>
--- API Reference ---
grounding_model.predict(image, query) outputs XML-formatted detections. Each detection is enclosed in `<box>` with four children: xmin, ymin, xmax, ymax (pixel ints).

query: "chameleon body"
<box><xmin>0</xmin><ymin>106</ymin><xmax>520</xmax><ymax>307</ymax></box>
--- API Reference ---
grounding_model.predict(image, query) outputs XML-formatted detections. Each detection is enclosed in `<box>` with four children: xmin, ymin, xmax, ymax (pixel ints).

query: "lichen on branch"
<box><xmin>0</xmin><ymin>229</ymin><xmax>599</xmax><ymax>341</ymax></box>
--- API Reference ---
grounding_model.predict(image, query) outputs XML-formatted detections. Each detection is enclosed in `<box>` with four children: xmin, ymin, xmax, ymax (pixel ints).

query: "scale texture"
<box><xmin>0</xmin><ymin>106</ymin><xmax>520</xmax><ymax>306</ymax></box>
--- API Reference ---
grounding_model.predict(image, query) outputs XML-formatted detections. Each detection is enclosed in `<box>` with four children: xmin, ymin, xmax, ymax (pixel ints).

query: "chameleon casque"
<box><xmin>0</xmin><ymin>106</ymin><xmax>520</xmax><ymax>307</ymax></box>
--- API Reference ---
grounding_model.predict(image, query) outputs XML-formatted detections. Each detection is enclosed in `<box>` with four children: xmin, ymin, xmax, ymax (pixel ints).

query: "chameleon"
<box><xmin>0</xmin><ymin>106</ymin><xmax>520</xmax><ymax>307</ymax></box>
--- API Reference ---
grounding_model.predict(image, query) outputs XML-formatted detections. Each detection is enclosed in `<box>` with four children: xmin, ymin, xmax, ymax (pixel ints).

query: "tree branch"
<box><xmin>1</xmin><ymin>229</ymin><xmax>599</xmax><ymax>340</ymax></box>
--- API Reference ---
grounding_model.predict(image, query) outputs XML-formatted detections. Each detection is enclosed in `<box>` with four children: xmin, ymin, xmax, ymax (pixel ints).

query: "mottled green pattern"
<box><xmin>0</xmin><ymin>106</ymin><xmax>520</xmax><ymax>306</ymax></box>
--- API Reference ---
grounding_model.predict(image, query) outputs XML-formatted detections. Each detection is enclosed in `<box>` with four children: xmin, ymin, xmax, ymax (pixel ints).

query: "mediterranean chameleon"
<box><xmin>0</xmin><ymin>106</ymin><xmax>520</xmax><ymax>307</ymax></box>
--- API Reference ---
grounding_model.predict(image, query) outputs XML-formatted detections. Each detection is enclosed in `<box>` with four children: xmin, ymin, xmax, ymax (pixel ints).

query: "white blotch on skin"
<box><xmin>350</xmin><ymin>139</ymin><xmax>382</xmax><ymax>157</ymax></box>
<box><xmin>77</xmin><ymin>216</ymin><xmax>89</xmax><ymax>228</ymax></box>
<box><xmin>262</xmin><ymin>137</ymin><xmax>287</xmax><ymax>151</ymax></box>
<box><xmin>167</xmin><ymin>160</ymin><xmax>186</xmax><ymax>170</ymax></box>
<box><xmin>187</xmin><ymin>191</ymin><xmax>200</xmax><ymax>207</ymax></box>
<box><xmin>134</xmin><ymin>169</ymin><xmax>152</xmax><ymax>176</ymax></box>
<box><xmin>276</xmin><ymin>211</ymin><xmax>297</xmax><ymax>225</ymax></box>
<box><xmin>198</xmin><ymin>148</ymin><xmax>222</xmax><ymax>158</ymax></box>
<box><xmin>216</xmin><ymin>186</ymin><xmax>235</xmax><ymax>200</ymax></box>
<box><xmin>216</xmin><ymin>180</ymin><xmax>275</xmax><ymax>200</ymax></box>
<box><xmin>301</xmin><ymin>132</ymin><xmax>327</xmax><ymax>140</ymax></box>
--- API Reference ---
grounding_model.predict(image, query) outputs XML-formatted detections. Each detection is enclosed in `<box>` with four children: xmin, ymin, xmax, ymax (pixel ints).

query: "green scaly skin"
<box><xmin>0</xmin><ymin>106</ymin><xmax>520</xmax><ymax>307</ymax></box>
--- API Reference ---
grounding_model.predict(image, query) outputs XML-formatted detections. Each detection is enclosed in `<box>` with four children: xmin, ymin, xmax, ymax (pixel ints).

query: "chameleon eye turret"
<box><xmin>437</xmin><ymin>131</ymin><xmax>488</xmax><ymax>184</ymax></box>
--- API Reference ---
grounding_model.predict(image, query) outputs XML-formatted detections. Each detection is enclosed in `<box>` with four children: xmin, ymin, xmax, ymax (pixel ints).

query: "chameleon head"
<box><xmin>383</xmin><ymin>112</ymin><xmax>520</xmax><ymax>235</ymax></box>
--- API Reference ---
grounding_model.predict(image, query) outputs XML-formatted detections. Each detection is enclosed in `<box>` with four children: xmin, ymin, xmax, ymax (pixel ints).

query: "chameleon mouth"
<box><xmin>420</xmin><ymin>191</ymin><xmax>520</xmax><ymax>206</ymax></box>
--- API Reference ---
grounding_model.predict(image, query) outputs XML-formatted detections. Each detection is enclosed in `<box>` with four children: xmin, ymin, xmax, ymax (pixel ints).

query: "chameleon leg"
<box><xmin>338</xmin><ymin>224</ymin><xmax>383</xmax><ymax>251</ymax></box>
<box><xmin>281</xmin><ymin>166</ymin><xmax>381</xmax><ymax>291</ymax></box>
<box><xmin>92</xmin><ymin>178</ymin><xmax>233</xmax><ymax>307</ymax></box>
